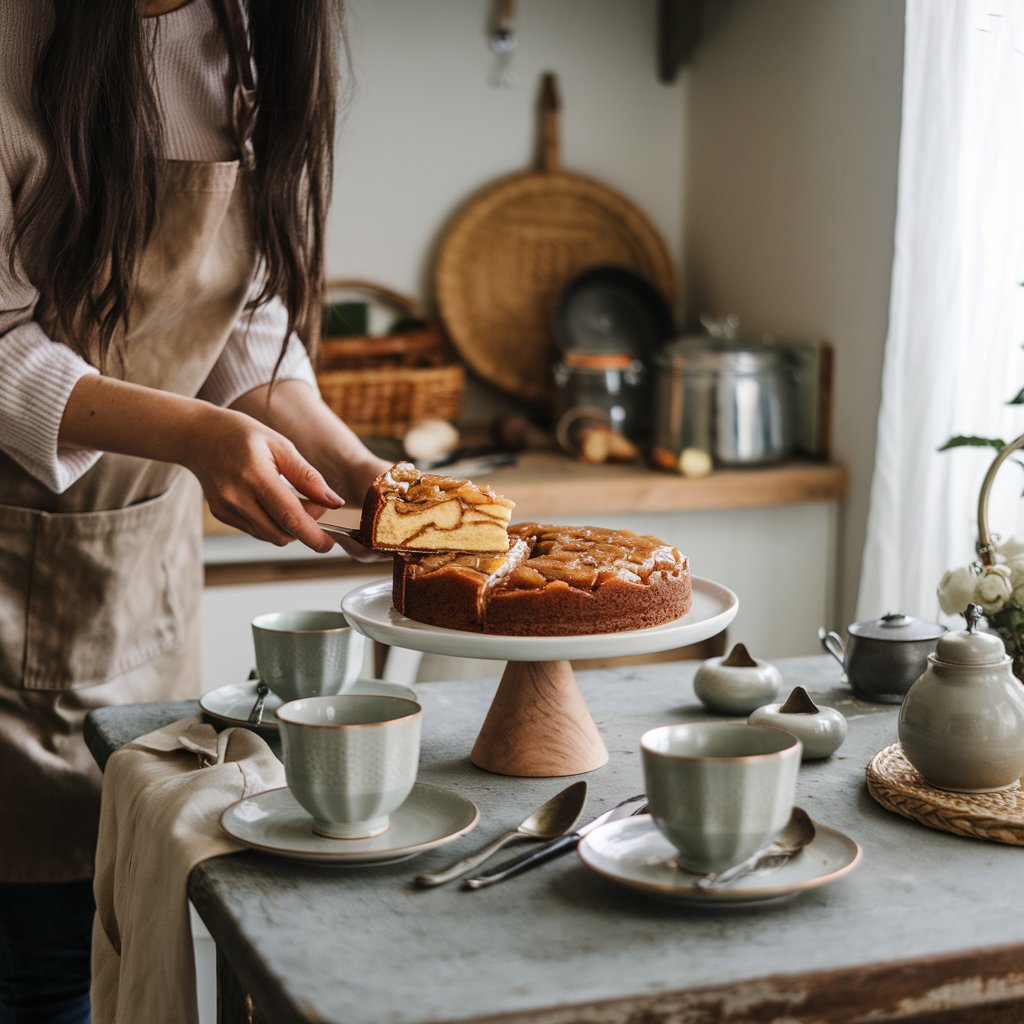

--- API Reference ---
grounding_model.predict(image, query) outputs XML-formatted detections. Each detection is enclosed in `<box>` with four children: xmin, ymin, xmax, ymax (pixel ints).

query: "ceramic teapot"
<box><xmin>898</xmin><ymin>605</ymin><xmax>1024</xmax><ymax>792</ymax></box>
<box><xmin>819</xmin><ymin>612</ymin><xmax>945</xmax><ymax>703</ymax></box>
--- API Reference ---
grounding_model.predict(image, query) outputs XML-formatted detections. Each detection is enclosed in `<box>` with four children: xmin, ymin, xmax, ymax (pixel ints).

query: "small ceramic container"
<box><xmin>640</xmin><ymin>721</ymin><xmax>802</xmax><ymax>873</ymax></box>
<box><xmin>277</xmin><ymin>694</ymin><xmax>422</xmax><ymax>838</ymax></box>
<box><xmin>748</xmin><ymin>686</ymin><xmax>848</xmax><ymax>760</ymax></box>
<box><xmin>693</xmin><ymin>642</ymin><xmax>783</xmax><ymax>715</ymax></box>
<box><xmin>898</xmin><ymin>605</ymin><xmax>1024</xmax><ymax>792</ymax></box>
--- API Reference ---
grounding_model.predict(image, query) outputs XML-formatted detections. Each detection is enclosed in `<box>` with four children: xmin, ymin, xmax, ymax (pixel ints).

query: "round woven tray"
<box><xmin>435</xmin><ymin>74</ymin><xmax>674</xmax><ymax>408</ymax></box>
<box><xmin>866</xmin><ymin>743</ymin><xmax>1024</xmax><ymax>845</ymax></box>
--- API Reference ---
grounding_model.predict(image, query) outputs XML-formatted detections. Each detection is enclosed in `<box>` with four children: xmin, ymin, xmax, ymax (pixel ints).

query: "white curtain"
<box><xmin>858</xmin><ymin>0</ymin><xmax>1024</xmax><ymax>626</ymax></box>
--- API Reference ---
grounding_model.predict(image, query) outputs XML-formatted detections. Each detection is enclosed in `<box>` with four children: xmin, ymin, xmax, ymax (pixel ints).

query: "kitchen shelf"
<box><xmin>202</xmin><ymin>454</ymin><xmax>846</xmax><ymax>538</ymax></box>
<box><xmin>480</xmin><ymin>452</ymin><xmax>846</xmax><ymax>520</ymax></box>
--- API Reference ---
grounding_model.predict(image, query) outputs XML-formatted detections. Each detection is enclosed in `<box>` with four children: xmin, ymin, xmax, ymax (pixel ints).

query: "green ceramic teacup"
<box><xmin>641</xmin><ymin>722</ymin><xmax>802</xmax><ymax>874</ymax></box>
<box><xmin>251</xmin><ymin>609</ymin><xmax>366</xmax><ymax>703</ymax></box>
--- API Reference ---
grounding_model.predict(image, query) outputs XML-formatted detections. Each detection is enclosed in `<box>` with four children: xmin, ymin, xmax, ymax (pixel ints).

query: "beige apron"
<box><xmin>0</xmin><ymin>0</ymin><xmax>260</xmax><ymax>882</ymax></box>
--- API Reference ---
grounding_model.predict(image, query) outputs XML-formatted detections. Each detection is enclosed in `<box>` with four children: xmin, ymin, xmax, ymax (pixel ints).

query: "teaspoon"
<box><xmin>416</xmin><ymin>780</ymin><xmax>588</xmax><ymax>887</ymax></box>
<box><xmin>694</xmin><ymin>807</ymin><xmax>816</xmax><ymax>889</ymax></box>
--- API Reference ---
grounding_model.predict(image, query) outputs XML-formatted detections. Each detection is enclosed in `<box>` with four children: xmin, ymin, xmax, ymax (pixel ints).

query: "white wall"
<box><xmin>330</xmin><ymin>0</ymin><xmax>687</xmax><ymax>301</ymax></box>
<box><xmin>682</xmin><ymin>0</ymin><xmax>905</xmax><ymax>629</ymax></box>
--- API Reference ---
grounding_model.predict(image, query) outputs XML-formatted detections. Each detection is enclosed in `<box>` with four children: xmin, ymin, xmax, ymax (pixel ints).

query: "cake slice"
<box><xmin>360</xmin><ymin>462</ymin><xmax>515</xmax><ymax>554</ymax></box>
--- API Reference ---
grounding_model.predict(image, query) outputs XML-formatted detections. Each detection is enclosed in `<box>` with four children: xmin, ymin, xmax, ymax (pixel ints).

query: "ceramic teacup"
<box><xmin>640</xmin><ymin>721</ymin><xmax>802</xmax><ymax>874</ymax></box>
<box><xmin>277</xmin><ymin>694</ymin><xmax>422</xmax><ymax>839</ymax></box>
<box><xmin>251</xmin><ymin>610</ymin><xmax>366</xmax><ymax>703</ymax></box>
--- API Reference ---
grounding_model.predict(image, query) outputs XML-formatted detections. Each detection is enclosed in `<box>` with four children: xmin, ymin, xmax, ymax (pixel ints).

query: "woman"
<box><xmin>0</xmin><ymin>1</ymin><xmax>388</xmax><ymax>1019</ymax></box>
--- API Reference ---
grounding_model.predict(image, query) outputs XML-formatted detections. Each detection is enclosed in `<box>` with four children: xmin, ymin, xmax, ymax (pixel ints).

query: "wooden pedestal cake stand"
<box><xmin>342</xmin><ymin>577</ymin><xmax>738</xmax><ymax>778</ymax></box>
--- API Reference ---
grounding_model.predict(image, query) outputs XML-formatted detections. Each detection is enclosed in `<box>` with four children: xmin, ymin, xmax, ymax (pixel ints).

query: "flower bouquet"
<box><xmin>938</xmin><ymin>538</ymin><xmax>1024</xmax><ymax>681</ymax></box>
<box><xmin>938</xmin><ymin>432</ymin><xmax>1024</xmax><ymax>682</ymax></box>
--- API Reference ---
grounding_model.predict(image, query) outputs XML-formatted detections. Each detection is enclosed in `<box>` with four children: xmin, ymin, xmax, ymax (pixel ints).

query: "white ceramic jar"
<box><xmin>748</xmin><ymin>686</ymin><xmax>847</xmax><ymax>760</ymax></box>
<box><xmin>898</xmin><ymin>606</ymin><xmax>1024</xmax><ymax>792</ymax></box>
<box><xmin>693</xmin><ymin>643</ymin><xmax>783</xmax><ymax>715</ymax></box>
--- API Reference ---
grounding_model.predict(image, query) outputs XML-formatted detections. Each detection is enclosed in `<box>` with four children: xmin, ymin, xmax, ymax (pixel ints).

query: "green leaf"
<box><xmin>1009</xmin><ymin>389</ymin><xmax>1024</xmax><ymax>405</ymax></box>
<box><xmin>938</xmin><ymin>435</ymin><xmax>1006</xmax><ymax>452</ymax></box>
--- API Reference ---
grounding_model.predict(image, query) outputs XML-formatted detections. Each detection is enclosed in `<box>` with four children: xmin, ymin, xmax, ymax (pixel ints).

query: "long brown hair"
<box><xmin>14</xmin><ymin>0</ymin><xmax>344</xmax><ymax>369</ymax></box>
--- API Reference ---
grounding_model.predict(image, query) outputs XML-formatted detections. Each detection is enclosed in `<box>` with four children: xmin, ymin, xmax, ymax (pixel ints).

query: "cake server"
<box><xmin>462</xmin><ymin>793</ymin><xmax>647</xmax><ymax>889</ymax></box>
<box><xmin>319</xmin><ymin>523</ymin><xmax>363</xmax><ymax>543</ymax></box>
<box><xmin>415</xmin><ymin>780</ymin><xmax>588</xmax><ymax>888</ymax></box>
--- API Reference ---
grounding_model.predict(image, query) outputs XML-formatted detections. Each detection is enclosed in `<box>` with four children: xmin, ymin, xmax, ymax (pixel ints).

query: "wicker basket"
<box><xmin>316</xmin><ymin>279</ymin><xmax>464</xmax><ymax>438</ymax></box>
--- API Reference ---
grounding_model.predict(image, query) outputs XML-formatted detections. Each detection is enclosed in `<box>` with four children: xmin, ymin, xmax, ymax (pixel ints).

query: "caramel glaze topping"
<box><xmin>382</xmin><ymin>462</ymin><xmax>514</xmax><ymax>514</ymax></box>
<box><xmin>407</xmin><ymin>523</ymin><xmax>686</xmax><ymax>593</ymax></box>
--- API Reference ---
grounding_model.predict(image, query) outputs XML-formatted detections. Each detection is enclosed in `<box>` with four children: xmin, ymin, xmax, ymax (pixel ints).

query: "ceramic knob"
<box><xmin>748</xmin><ymin>686</ymin><xmax>848</xmax><ymax>760</ymax></box>
<box><xmin>898</xmin><ymin>604</ymin><xmax>1024</xmax><ymax>792</ymax></box>
<box><xmin>693</xmin><ymin>643</ymin><xmax>783</xmax><ymax>715</ymax></box>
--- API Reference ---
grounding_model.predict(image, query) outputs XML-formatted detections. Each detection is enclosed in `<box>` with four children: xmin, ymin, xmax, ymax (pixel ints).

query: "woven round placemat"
<box><xmin>866</xmin><ymin>743</ymin><xmax>1024</xmax><ymax>845</ymax></box>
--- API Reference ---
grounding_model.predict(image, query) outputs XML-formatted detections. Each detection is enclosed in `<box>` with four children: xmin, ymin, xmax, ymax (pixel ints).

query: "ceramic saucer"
<box><xmin>199</xmin><ymin>677</ymin><xmax>418</xmax><ymax>733</ymax></box>
<box><xmin>578</xmin><ymin>814</ymin><xmax>861</xmax><ymax>906</ymax></box>
<box><xmin>220</xmin><ymin>783</ymin><xmax>478</xmax><ymax>866</ymax></box>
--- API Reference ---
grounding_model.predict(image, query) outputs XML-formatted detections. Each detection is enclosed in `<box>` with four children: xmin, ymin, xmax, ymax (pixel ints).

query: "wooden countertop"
<box><xmin>202</xmin><ymin>454</ymin><xmax>847</xmax><ymax>536</ymax></box>
<box><xmin>480</xmin><ymin>452</ymin><xmax>846</xmax><ymax>519</ymax></box>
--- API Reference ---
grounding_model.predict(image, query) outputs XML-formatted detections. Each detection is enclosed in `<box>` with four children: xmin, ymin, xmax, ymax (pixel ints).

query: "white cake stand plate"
<box><xmin>342</xmin><ymin>577</ymin><xmax>738</xmax><ymax>778</ymax></box>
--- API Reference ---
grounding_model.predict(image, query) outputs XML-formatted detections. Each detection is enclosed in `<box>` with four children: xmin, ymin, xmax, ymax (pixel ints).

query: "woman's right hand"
<box><xmin>184</xmin><ymin>407</ymin><xmax>343</xmax><ymax>552</ymax></box>
<box><xmin>59</xmin><ymin>375</ymin><xmax>344</xmax><ymax>553</ymax></box>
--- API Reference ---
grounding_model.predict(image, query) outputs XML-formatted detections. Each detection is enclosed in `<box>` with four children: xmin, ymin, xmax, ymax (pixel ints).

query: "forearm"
<box><xmin>59</xmin><ymin>373</ymin><xmax>211</xmax><ymax>465</ymax></box>
<box><xmin>231</xmin><ymin>379</ymin><xmax>390</xmax><ymax>505</ymax></box>
<box><xmin>60</xmin><ymin>374</ymin><xmax>342</xmax><ymax>552</ymax></box>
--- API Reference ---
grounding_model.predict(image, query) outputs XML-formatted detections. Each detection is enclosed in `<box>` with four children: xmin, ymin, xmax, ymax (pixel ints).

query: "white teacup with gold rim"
<box><xmin>277</xmin><ymin>694</ymin><xmax>422</xmax><ymax>839</ymax></box>
<box><xmin>641</xmin><ymin>721</ymin><xmax>802</xmax><ymax>874</ymax></box>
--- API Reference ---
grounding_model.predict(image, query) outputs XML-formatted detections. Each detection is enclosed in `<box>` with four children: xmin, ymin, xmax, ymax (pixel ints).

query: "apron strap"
<box><xmin>211</xmin><ymin>0</ymin><xmax>257</xmax><ymax>169</ymax></box>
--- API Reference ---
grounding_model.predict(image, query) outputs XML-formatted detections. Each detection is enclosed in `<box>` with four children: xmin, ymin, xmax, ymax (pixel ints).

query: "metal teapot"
<box><xmin>818</xmin><ymin>612</ymin><xmax>946</xmax><ymax>704</ymax></box>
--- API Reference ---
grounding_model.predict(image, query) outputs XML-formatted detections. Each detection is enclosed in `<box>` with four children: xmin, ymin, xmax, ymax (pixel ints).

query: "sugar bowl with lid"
<box><xmin>898</xmin><ymin>604</ymin><xmax>1024</xmax><ymax>793</ymax></box>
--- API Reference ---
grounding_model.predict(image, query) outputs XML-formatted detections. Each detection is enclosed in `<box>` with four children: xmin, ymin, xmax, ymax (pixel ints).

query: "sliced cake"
<box><xmin>394</xmin><ymin>522</ymin><xmax>692</xmax><ymax>636</ymax></box>
<box><xmin>361</xmin><ymin>462</ymin><xmax>515</xmax><ymax>554</ymax></box>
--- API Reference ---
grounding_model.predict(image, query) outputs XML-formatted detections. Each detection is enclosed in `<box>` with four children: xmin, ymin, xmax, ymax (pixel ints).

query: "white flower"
<box><xmin>1007</xmin><ymin>556</ymin><xmax>1024</xmax><ymax>590</ymax></box>
<box><xmin>938</xmin><ymin>566</ymin><xmax>978</xmax><ymax>615</ymax></box>
<box><xmin>974</xmin><ymin>565</ymin><xmax>1013</xmax><ymax>615</ymax></box>
<box><xmin>997</xmin><ymin>535</ymin><xmax>1024</xmax><ymax>561</ymax></box>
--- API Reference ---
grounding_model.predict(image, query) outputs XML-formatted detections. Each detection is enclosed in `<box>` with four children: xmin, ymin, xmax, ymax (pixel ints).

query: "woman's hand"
<box><xmin>60</xmin><ymin>374</ymin><xmax>345</xmax><ymax>552</ymax></box>
<box><xmin>231</xmin><ymin>380</ymin><xmax>394</xmax><ymax>559</ymax></box>
<box><xmin>185</xmin><ymin>408</ymin><xmax>343</xmax><ymax>551</ymax></box>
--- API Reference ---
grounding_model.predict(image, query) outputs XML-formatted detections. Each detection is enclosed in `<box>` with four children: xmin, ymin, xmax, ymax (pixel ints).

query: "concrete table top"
<box><xmin>85</xmin><ymin>655</ymin><xmax>1024</xmax><ymax>1024</ymax></box>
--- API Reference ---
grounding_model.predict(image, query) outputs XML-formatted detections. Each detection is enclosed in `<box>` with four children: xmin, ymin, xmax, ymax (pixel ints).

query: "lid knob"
<box><xmin>934</xmin><ymin>603</ymin><xmax>1007</xmax><ymax>666</ymax></box>
<box><xmin>880</xmin><ymin>612</ymin><xmax>911</xmax><ymax>628</ymax></box>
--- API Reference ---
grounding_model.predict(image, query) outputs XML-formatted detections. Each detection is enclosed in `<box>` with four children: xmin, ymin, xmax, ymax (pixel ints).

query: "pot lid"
<box><xmin>554</xmin><ymin>265</ymin><xmax>674</xmax><ymax>359</ymax></box>
<box><xmin>654</xmin><ymin>312</ymin><xmax>786</xmax><ymax>374</ymax></box>
<box><xmin>848</xmin><ymin>611</ymin><xmax>946</xmax><ymax>642</ymax></box>
<box><xmin>934</xmin><ymin>604</ymin><xmax>1007</xmax><ymax>665</ymax></box>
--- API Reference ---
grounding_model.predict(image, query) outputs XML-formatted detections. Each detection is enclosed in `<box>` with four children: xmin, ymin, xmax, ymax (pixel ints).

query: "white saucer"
<box><xmin>221</xmin><ymin>783</ymin><xmax>478</xmax><ymax>866</ymax></box>
<box><xmin>199</xmin><ymin>677</ymin><xmax>418</xmax><ymax>733</ymax></box>
<box><xmin>578</xmin><ymin>815</ymin><xmax>861</xmax><ymax>906</ymax></box>
<box><xmin>341</xmin><ymin>576</ymin><xmax>738</xmax><ymax>662</ymax></box>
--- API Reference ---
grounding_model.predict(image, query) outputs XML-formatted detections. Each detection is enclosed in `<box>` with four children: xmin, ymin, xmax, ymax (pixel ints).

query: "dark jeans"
<box><xmin>0</xmin><ymin>879</ymin><xmax>94</xmax><ymax>1024</ymax></box>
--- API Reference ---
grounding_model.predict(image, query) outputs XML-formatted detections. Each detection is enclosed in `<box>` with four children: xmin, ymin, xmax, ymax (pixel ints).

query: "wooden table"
<box><xmin>85</xmin><ymin>656</ymin><xmax>1024</xmax><ymax>1023</ymax></box>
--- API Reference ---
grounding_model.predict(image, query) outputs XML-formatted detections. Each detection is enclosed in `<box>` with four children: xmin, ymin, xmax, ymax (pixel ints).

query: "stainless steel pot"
<box><xmin>819</xmin><ymin>612</ymin><xmax>946</xmax><ymax>704</ymax></box>
<box><xmin>652</xmin><ymin>314</ymin><xmax>794</xmax><ymax>466</ymax></box>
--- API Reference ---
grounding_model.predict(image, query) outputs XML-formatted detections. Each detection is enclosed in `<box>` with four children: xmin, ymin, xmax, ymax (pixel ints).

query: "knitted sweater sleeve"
<box><xmin>0</xmin><ymin>168</ymin><xmax>104</xmax><ymax>493</ymax></box>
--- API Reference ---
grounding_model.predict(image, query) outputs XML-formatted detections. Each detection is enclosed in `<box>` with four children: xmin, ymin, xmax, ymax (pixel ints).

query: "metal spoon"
<box><xmin>247</xmin><ymin>678</ymin><xmax>271</xmax><ymax>726</ymax></box>
<box><xmin>415</xmin><ymin>780</ymin><xmax>588</xmax><ymax>888</ymax></box>
<box><xmin>694</xmin><ymin>807</ymin><xmax>816</xmax><ymax>889</ymax></box>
